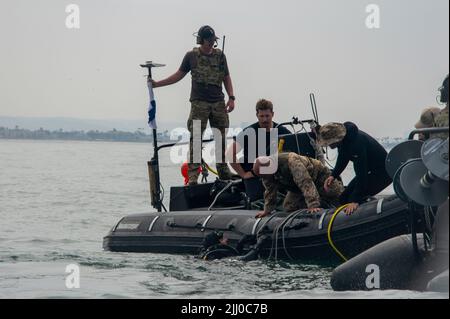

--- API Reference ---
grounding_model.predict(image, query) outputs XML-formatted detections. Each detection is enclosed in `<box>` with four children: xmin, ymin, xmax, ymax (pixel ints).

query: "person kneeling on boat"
<box><xmin>317</xmin><ymin>122</ymin><xmax>392</xmax><ymax>215</ymax></box>
<box><xmin>414</xmin><ymin>107</ymin><xmax>442</xmax><ymax>141</ymax></box>
<box><xmin>253</xmin><ymin>152</ymin><xmax>344</xmax><ymax>218</ymax></box>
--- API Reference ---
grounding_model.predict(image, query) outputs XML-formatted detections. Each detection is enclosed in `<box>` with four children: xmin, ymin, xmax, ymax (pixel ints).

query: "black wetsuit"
<box><xmin>234</xmin><ymin>122</ymin><xmax>291</xmax><ymax>172</ymax></box>
<box><xmin>331</xmin><ymin>122</ymin><xmax>392</xmax><ymax>204</ymax></box>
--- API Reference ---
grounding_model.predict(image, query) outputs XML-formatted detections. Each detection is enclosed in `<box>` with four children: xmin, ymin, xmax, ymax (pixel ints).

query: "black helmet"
<box><xmin>439</xmin><ymin>74</ymin><xmax>449</xmax><ymax>104</ymax></box>
<box><xmin>202</xmin><ymin>231</ymin><xmax>223</xmax><ymax>249</ymax></box>
<box><xmin>196</xmin><ymin>25</ymin><xmax>219</xmax><ymax>44</ymax></box>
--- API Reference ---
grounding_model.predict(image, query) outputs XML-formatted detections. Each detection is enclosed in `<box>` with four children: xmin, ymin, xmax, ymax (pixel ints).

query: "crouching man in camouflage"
<box><xmin>253</xmin><ymin>152</ymin><xmax>344</xmax><ymax>218</ymax></box>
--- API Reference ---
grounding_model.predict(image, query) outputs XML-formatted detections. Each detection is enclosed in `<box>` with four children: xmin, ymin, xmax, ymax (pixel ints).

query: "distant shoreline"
<box><xmin>1</xmin><ymin>126</ymin><xmax>405</xmax><ymax>149</ymax></box>
<box><xmin>0</xmin><ymin>137</ymin><xmax>161</xmax><ymax>144</ymax></box>
<box><xmin>0</xmin><ymin>126</ymin><xmax>175</xmax><ymax>144</ymax></box>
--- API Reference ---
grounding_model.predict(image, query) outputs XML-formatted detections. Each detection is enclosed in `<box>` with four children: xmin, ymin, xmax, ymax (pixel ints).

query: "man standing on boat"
<box><xmin>252</xmin><ymin>153</ymin><xmax>344</xmax><ymax>218</ymax></box>
<box><xmin>226</xmin><ymin>99</ymin><xmax>291</xmax><ymax>179</ymax></box>
<box><xmin>150</xmin><ymin>25</ymin><xmax>235</xmax><ymax>185</ymax></box>
<box><xmin>317</xmin><ymin>122</ymin><xmax>392</xmax><ymax>215</ymax></box>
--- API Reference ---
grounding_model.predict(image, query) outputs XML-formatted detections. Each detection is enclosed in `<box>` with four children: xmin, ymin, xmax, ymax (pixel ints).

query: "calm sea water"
<box><xmin>0</xmin><ymin>139</ymin><xmax>446</xmax><ymax>299</ymax></box>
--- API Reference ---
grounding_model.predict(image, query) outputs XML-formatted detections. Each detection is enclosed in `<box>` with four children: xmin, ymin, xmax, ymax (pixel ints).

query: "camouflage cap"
<box><xmin>415</xmin><ymin>107</ymin><xmax>441</xmax><ymax>129</ymax></box>
<box><xmin>317</xmin><ymin>123</ymin><xmax>347</xmax><ymax>147</ymax></box>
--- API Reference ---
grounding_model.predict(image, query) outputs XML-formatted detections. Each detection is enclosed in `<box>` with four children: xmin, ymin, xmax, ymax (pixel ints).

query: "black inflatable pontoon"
<box><xmin>331</xmin><ymin>135</ymin><xmax>449</xmax><ymax>292</ymax></box>
<box><xmin>103</xmin><ymin>195</ymin><xmax>412</xmax><ymax>262</ymax></box>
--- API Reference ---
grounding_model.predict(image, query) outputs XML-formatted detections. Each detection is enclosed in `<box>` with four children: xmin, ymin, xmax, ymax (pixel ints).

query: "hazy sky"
<box><xmin>0</xmin><ymin>0</ymin><xmax>448</xmax><ymax>137</ymax></box>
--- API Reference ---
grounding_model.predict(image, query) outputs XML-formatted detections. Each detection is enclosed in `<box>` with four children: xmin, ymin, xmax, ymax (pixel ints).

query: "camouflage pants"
<box><xmin>283</xmin><ymin>179</ymin><xmax>344</xmax><ymax>212</ymax></box>
<box><xmin>187</xmin><ymin>100</ymin><xmax>230</xmax><ymax>183</ymax></box>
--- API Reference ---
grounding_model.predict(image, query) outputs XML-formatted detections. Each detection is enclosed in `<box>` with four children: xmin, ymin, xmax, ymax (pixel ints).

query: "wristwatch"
<box><xmin>229</xmin><ymin>95</ymin><xmax>236</xmax><ymax>101</ymax></box>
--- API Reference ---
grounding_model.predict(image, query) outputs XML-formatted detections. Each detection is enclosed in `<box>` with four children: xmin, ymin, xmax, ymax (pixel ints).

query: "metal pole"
<box><xmin>141</xmin><ymin>61</ymin><xmax>165</xmax><ymax>212</ymax></box>
<box><xmin>149</xmin><ymin>67</ymin><xmax>162</xmax><ymax>212</ymax></box>
<box><xmin>408</xmin><ymin>127</ymin><xmax>449</xmax><ymax>140</ymax></box>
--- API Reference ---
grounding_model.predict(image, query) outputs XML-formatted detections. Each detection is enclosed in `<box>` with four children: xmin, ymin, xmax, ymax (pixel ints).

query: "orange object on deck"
<box><xmin>181</xmin><ymin>162</ymin><xmax>202</xmax><ymax>185</ymax></box>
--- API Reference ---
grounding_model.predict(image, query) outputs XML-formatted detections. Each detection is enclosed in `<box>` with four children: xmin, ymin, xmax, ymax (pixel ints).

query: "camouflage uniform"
<box><xmin>187</xmin><ymin>100</ymin><xmax>229</xmax><ymax>179</ymax></box>
<box><xmin>187</xmin><ymin>48</ymin><xmax>231</xmax><ymax>183</ymax></box>
<box><xmin>431</xmin><ymin>106</ymin><xmax>449</xmax><ymax>140</ymax></box>
<box><xmin>317</xmin><ymin>122</ymin><xmax>346</xmax><ymax>147</ymax></box>
<box><xmin>191</xmin><ymin>48</ymin><xmax>225</xmax><ymax>88</ymax></box>
<box><xmin>262</xmin><ymin>152</ymin><xmax>344</xmax><ymax>213</ymax></box>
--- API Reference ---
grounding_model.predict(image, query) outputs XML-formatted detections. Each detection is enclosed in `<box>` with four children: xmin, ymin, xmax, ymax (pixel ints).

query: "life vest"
<box><xmin>191</xmin><ymin>47</ymin><xmax>225</xmax><ymax>87</ymax></box>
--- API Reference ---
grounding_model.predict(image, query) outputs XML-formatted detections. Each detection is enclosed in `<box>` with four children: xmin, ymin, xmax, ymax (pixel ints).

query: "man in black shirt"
<box><xmin>317</xmin><ymin>122</ymin><xmax>392</xmax><ymax>215</ymax></box>
<box><xmin>226</xmin><ymin>99</ymin><xmax>291</xmax><ymax>179</ymax></box>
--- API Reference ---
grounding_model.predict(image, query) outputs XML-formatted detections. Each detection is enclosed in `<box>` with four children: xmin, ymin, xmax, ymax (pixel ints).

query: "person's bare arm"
<box><xmin>226</xmin><ymin>141</ymin><xmax>251</xmax><ymax>178</ymax></box>
<box><xmin>151</xmin><ymin>70</ymin><xmax>187</xmax><ymax>88</ymax></box>
<box><xmin>224</xmin><ymin>75</ymin><xmax>234</xmax><ymax>97</ymax></box>
<box><xmin>223</xmin><ymin>75</ymin><xmax>235</xmax><ymax>113</ymax></box>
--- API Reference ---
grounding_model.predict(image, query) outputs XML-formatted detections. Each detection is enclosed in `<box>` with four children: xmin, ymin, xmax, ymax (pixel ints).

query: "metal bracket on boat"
<box><xmin>318</xmin><ymin>211</ymin><xmax>328</xmax><ymax>230</ymax></box>
<box><xmin>201</xmin><ymin>215</ymin><xmax>213</xmax><ymax>232</ymax></box>
<box><xmin>148</xmin><ymin>216</ymin><xmax>160</xmax><ymax>232</ymax></box>
<box><xmin>251</xmin><ymin>218</ymin><xmax>262</xmax><ymax>235</ymax></box>
<box><xmin>376</xmin><ymin>198</ymin><xmax>384</xmax><ymax>214</ymax></box>
<box><xmin>113</xmin><ymin>217</ymin><xmax>125</xmax><ymax>232</ymax></box>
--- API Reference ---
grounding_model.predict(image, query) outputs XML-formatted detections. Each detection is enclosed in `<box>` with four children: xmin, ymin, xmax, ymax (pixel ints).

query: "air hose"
<box><xmin>327</xmin><ymin>204</ymin><xmax>350</xmax><ymax>262</ymax></box>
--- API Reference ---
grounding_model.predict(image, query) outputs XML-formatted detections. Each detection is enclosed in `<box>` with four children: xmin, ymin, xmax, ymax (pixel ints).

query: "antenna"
<box><xmin>222</xmin><ymin>35</ymin><xmax>226</xmax><ymax>54</ymax></box>
<box><xmin>140</xmin><ymin>60</ymin><xmax>166</xmax><ymax>212</ymax></box>
<box><xmin>140</xmin><ymin>61</ymin><xmax>166</xmax><ymax>79</ymax></box>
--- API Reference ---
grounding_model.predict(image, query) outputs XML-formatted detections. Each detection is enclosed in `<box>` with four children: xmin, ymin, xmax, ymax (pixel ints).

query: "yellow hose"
<box><xmin>278</xmin><ymin>138</ymin><xmax>285</xmax><ymax>153</ymax></box>
<box><xmin>203</xmin><ymin>161</ymin><xmax>219</xmax><ymax>176</ymax></box>
<box><xmin>327</xmin><ymin>204</ymin><xmax>350</xmax><ymax>262</ymax></box>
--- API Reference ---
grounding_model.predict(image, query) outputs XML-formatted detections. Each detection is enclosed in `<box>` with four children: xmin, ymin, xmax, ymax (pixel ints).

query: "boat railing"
<box><xmin>408</xmin><ymin>127</ymin><xmax>449</xmax><ymax>140</ymax></box>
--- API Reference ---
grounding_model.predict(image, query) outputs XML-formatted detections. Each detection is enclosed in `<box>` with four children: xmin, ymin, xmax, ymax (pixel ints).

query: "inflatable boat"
<box><xmin>103</xmin><ymin>120</ymin><xmax>446</xmax><ymax>266</ymax></box>
<box><xmin>103</xmin><ymin>194</ymin><xmax>413</xmax><ymax>262</ymax></box>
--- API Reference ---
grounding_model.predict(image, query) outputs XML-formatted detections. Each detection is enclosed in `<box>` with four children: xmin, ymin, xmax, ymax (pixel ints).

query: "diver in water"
<box><xmin>198</xmin><ymin>231</ymin><xmax>238</xmax><ymax>260</ymax></box>
<box><xmin>317</xmin><ymin>122</ymin><xmax>392</xmax><ymax>215</ymax></box>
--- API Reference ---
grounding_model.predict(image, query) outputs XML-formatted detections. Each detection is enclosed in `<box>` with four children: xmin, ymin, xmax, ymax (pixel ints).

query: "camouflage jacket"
<box><xmin>262</xmin><ymin>152</ymin><xmax>341</xmax><ymax>212</ymax></box>
<box><xmin>191</xmin><ymin>48</ymin><xmax>226</xmax><ymax>87</ymax></box>
<box><xmin>432</xmin><ymin>107</ymin><xmax>449</xmax><ymax>140</ymax></box>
